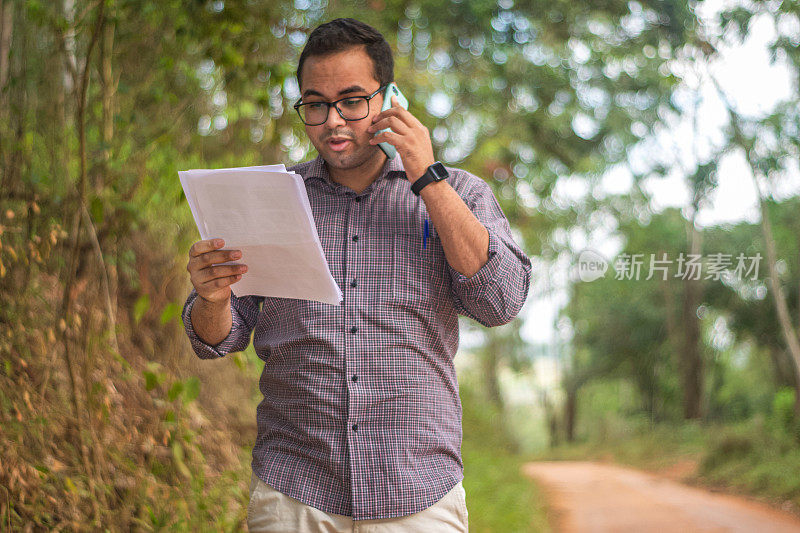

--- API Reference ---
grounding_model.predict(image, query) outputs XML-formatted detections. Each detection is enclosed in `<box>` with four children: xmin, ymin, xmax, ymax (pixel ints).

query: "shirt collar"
<box><xmin>303</xmin><ymin>152</ymin><xmax>406</xmax><ymax>187</ymax></box>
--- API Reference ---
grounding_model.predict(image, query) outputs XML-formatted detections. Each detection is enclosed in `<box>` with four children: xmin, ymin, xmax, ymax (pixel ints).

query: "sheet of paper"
<box><xmin>178</xmin><ymin>167</ymin><xmax>342</xmax><ymax>305</ymax></box>
<box><xmin>179</xmin><ymin>165</ymin><xmax>287</xmax><ymax>238</ymax></box>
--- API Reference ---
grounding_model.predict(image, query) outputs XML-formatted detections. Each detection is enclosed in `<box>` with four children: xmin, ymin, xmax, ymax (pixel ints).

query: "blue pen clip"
<box><xmin>423</xmin><ymin>219</ymin><xmax>429</xmax><ymax>250</ymax></box>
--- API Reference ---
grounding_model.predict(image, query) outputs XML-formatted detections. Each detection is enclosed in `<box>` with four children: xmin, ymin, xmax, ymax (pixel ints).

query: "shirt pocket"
<box><xmin>390</xmin><ymin>231</ymin><xmax>450</xmax><ymax>310</ymax></box>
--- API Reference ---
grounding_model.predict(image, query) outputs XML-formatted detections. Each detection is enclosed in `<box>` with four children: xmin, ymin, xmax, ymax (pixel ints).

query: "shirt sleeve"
<box><xmin>181</xmin><ymin>289</ymin><xmax>263</xmax><ymax>359</ymax></box>
<box><xmin>447</xmin><ymin>176</ymin><xmax>532</xmax><ymax>327</ymax></box>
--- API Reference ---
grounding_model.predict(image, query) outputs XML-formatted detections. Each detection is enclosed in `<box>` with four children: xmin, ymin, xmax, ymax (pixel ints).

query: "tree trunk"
<box><xmin>681</xmin><ymin>221</ymin><xmax>704</xmax><ymax>419</ymax></box>
<box><xmin>1</xmin><ymin>0</ymin><xmax>25</xmax><ymax>193</ymax></box>
<box><xmin>564</xmin><ymin>385</ymin><xmax>577</xmax><ymax>443</ymax></box>
<box><xmin>482</xmin><ymin>330</ymin><xmax>504</xmax><ymax>412</ymax></box>
<box><xmin>766</xmin><ymin>347</ymin><xmax>799</xmax><ymax>392</ymax></box>
<box><xmin>756</xmin><ymin>198</ymin><xmax>800</xmax><ymax>415</ymax></box>
<box><xmin>540</xmin><ymin>390</ymin><xmax>560</xmax><ymax>448</ymax></box>
<box><xmin>55</xmin><ymin>0</ymin><xmax>107</xmax><ymax>522</ymax></box>
<box><xmin>548</xmin><ymin>410</ymin><xmax>560</xmax><ymax>448</ymax></box>
<box><xmin>98</xmin><ymin>4</ymin><xmax>119</xmax><ymax>346</ymax></box>
<box><xmin>98</xmin><ymin>15</ymin><xmax>115</xmax><ymax>191</ymax></box>
<box><xmin>0</xmin><ymin>0</ymin><xmax>12</xmax><ymax>92</ymax></box>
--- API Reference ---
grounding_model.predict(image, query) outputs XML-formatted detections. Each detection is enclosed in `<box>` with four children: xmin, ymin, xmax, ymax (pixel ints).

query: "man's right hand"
<box><xmin>186</xmin><ymin>238</ymin><xmax>248</xmax><ymax>304</ymax></box>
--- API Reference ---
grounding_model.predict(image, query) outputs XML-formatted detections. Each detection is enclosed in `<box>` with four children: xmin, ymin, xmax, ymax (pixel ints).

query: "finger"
<box><xmin>368</xmin><ymin>116</ymin><xmax>411</xmax><ymax>135</ymax></box>
<box><xmin>373</xmin><ymin>106</ymin><xmax>410</xmax><ymax>124</ymax></box>
<box><xmin>388</xmin><ymin>96</ymin><xmax>427</xmax><ymax>130</ymax></box>
<box><xmin>190</xmin><ymin>238</ymin><xmax>225</xmax><ymax>257</ymax></box>
<box><xmin>187</xmin><ymin>249</ymin><xmax>241</xmax><ymax>274</ymax></box>
<box><xmin>372</xmin><ymin>105</ymin><xmax>413</xmax><ymax>127</ymax></box>
<box><xmin>196</xmin><ymin>263</ymin><xmax>248</xmax><ymax>283</ymax></box>
<box><xmin>200</xmin><ymin>273</ymin><xmax>242</xmax><ymax>291</ymax></box>
<box><xmin>196</xmin><ymin>249</ymin><xmax>243</xmax><ymax>268</ymax></box>
<box><xmin>369</xmin><ymin>130</ymin><xmax>402</xmax><ymax>146</ymax></box>
<box><xmin>391</xmin><ymin>95</ymin><xmax>401</xmax><ymax>108</ymax></box>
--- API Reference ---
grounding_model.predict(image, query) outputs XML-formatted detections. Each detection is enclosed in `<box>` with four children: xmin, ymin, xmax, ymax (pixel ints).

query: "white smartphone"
<box><xmin>376</xmin><ymin>83</ymin><xmax>409</xmax><ymax>159</ymax></box>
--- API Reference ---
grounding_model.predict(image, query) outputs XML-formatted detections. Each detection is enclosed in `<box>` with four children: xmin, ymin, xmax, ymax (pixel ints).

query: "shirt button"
<box><xmin>352</xmin><ymin>235</ymin><xmax>359</xmax><ymax>242</ymax></box>
<box><xmin>355</xmin><ymin>197</ymin><xmax>361</xmax><ymax>203</ymax></box>
<box><xmin>350</xmin><ymin>326</ymin><xmax>358</xmax><ymax>334</ymax></box>
<box><xmin>351</xmin><ymin>424</ymin><xmax>358</xmax><ymax>432</ymax></box>
<box><xmin>350</xmin><ymin>279</ymin><xmax>357</xmax><ymax>288</ymax></box>
<box><xmin>351</xmin><ymin>374</ymin><xmax>358</xmax><ymax>382</ymax></box>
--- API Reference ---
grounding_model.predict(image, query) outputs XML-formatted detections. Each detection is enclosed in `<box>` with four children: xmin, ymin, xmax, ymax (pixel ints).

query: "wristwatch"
<box><xmin>411</xmin><ymin>161</ymin><xmax>449</xmax><ymax>196</ymax></box>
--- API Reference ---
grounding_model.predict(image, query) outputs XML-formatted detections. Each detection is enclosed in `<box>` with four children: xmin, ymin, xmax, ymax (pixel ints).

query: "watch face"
<box><xmin>431</xmin><ymin>162</ymin><xmax>448</xmax><ymax>180</ymax></box>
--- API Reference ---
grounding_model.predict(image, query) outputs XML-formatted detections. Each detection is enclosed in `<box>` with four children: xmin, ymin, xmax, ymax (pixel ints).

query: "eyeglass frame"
<box><xmin>293</xmin><ymin>85</ymin><xmax>387</xmax><ymax>126</ymax></box>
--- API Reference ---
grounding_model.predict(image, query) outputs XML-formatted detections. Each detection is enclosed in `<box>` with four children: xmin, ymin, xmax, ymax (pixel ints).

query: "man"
<box><xmin>182</xmin><ymin>18</ymin><xmax>531</xmax><ymax>532</ymax></box>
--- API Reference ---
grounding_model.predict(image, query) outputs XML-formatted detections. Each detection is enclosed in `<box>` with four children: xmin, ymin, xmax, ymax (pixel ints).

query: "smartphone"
<box><xmin>376</xmin><ymin>83</ymin><xmax>409</xmax><ymax>159</ymax></box>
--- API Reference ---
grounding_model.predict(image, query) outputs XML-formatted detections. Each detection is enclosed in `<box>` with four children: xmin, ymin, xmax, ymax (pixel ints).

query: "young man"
<box><xmin>182</xmin><ymin>18</ymin><xmax>531</xmax><ymax>532</ymax></box>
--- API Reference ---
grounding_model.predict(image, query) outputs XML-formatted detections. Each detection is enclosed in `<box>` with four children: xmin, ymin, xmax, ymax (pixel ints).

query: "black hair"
<box><xmin>297</xmin><ymin>18</ymin><xmax>394</xmax><ymax>90</ymax></box>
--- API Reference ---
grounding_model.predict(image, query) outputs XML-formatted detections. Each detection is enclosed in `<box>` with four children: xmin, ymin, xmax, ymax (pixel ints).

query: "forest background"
<box><xmin>2</xmin><ymin>0</ymin><xmax>800</xmax><ymax>530</ymax></box>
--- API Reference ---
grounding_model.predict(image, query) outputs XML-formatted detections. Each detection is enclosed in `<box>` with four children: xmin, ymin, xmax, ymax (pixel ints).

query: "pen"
<box><xmin>423</xmin><ymin>219</ymin><xmax>429</xmax><ymax>250</ymax></box>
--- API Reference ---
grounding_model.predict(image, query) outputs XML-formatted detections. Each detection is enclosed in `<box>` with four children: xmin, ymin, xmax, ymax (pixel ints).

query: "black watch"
<box><xmin>411</xmin><ymin>161</ymin><xmax>449</xmax><ymax>196</ymax></box>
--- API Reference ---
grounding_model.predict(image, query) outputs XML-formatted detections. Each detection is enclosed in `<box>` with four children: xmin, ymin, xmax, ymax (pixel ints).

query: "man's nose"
<box><xmin>326</xmin><ymin>104</ymin><xmax>347</xmax><ymax>127</ymax></box>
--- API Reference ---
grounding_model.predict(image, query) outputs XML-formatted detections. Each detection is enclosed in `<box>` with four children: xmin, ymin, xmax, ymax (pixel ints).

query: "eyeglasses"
<box><xmin>293</xmin><ymin>85</ymin><xmax>386</xmax><ymax>126</ymax></box>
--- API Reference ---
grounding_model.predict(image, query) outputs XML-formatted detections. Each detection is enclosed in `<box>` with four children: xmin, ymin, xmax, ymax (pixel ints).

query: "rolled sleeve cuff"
<box><xmin>181</xmin><ymin>291</ymin><xmax>246</xmax><ymax>359</ymax></box>
<box><xmin>447</xmin><ymin>230</ymin><xmax>503</xmax><ymax>303</ymax></box>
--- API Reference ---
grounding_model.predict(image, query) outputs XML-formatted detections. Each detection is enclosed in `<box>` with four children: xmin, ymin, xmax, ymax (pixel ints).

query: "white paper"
<box><xmin>178</xmin><ymin>167</ymin><xmax>342</xmax><ymax>305</ymax></box>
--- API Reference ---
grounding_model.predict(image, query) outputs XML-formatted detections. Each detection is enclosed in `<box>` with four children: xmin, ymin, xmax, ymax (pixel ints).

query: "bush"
<box><xmin>771</xmin><ymin>388</ymin><xmax>800</xmax><ymax>441</ymax></box>
<box><xmin>700</xmin><ymin>431</ymin><xmax>754</xmax><ymax>473</ymax></box>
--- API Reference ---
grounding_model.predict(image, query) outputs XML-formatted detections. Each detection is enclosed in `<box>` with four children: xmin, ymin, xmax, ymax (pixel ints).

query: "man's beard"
<box><xmin>321</xmin><ymin>140</ymin><xmax>382</xmax><ymax>169</ymax></box>
<box><xmin>325</xmin><ymin>146</ymin><xmax>380</xmax><ymax>169</ymax></box>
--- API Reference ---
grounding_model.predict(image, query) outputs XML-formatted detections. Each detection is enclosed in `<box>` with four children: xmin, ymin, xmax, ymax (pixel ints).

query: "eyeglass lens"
<box><xmin>299</xmin><ymin>97</ymin><xmax>370</xmax><ymax>125</ymax></box>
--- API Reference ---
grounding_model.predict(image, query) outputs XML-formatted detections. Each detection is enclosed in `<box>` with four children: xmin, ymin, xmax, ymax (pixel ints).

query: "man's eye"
<box><xmin>341</xmin><ymin>98</ymin><xmax>363</xmax><ymax>107</ymax></box>
<box><xmin>307</xmin><ymin>102</ymin><xmax>326</xmax><ymax>110</ymax></box>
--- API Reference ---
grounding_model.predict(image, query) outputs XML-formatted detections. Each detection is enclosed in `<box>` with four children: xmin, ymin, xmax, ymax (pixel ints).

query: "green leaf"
<box><xmin>160</xmin><ymin>302</ymin><xmax>181</xmax><ymax>325</ymax></box>
<box><xmin>183</xmin><ymin>377</ymin><xmax>200</xmax><ymax>403</ymax></box>
<box><xmin>133</xmin><ymin>294</ymin><xmax>150</xmax><ymax>324</ymax></box>
<box><xmin>171</xmin><ymin>442</ymin><xmax>192</xmax><ymax>479</ymax></box>
<box><xmin>167</xmin><ymin>381</ymin><xmax>184</xmax><ymax>401</ymax></box>
<box><xmin>143</xmin><ymin>371</ymin><xmax>160</xmax><ymax>391</ymax></box>
<box><xmin>90</xmin><ymin>196</ymin><xmax>104</xmax><ymax>224</ymax></box>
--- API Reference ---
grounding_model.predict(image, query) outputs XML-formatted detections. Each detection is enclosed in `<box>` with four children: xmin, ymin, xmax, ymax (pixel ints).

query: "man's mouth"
<box><xmin>327</xmin><ymin>138</ymin><xmax>352</xmax><ymax>151</ymax></box>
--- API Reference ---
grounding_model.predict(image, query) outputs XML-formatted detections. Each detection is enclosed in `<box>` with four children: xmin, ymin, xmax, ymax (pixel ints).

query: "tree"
<box><xmin>706</xmin><ymin>1</ymin><xmax>800</xmax><ymax>415</ymax></box>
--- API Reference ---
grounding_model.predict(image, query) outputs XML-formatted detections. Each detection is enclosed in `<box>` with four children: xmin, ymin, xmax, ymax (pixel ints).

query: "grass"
<box><xmin>460</xmin><ymin>385</ymin><xmax>551</xmax><ymax>532</ymax></box>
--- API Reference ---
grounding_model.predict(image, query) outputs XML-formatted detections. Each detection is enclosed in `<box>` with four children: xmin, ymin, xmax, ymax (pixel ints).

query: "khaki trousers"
<box><xmin>246</xmin><ymin>474</ymin><xmax>469</xmax><ymax>532</ymax></box>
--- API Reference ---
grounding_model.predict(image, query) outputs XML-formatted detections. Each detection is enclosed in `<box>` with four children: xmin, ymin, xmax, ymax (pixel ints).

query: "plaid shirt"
<box><xmin>181</xmin><ymin>153</ymin><xmax>531</xmax><ymax>520</ymax></box>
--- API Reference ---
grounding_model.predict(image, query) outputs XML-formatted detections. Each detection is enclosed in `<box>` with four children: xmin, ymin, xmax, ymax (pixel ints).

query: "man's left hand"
<box><xmin>367</xmin><ymin>96</ymin><xmax>435</xmax><ymax>184</ymax></box>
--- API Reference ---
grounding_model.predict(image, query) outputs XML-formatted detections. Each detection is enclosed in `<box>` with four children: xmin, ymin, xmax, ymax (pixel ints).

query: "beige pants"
<box><xmin>246</xmin><ymin>474</ymin><xmax>469</xmax><ymax>532</ymax></box>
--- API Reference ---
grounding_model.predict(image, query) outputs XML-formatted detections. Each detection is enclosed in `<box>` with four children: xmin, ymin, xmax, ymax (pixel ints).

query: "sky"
<box><xmin>520</xmin><ymin>2</ymin><xmax>799</xmax><ymax>347</ymax></box>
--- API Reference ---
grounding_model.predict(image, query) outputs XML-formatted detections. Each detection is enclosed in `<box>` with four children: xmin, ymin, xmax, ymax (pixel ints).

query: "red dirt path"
<box><xmin>523</xmin><ymin>461</ymin><xmax>800</xmax><ymax>532</ymax></box>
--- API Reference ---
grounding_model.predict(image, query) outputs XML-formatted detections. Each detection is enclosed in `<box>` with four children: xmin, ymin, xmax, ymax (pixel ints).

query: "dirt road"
<box><xmin>523</xmin><ymin>461</ymin><xmax>800</xmax><ymax>533</ymax></box>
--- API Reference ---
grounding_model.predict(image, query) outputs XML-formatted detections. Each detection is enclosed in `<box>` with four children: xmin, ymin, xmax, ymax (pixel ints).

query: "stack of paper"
<box><xmin>178</xmin><ymin>164</ymin><xmax>342</xmax><ymax>305</ymax></box>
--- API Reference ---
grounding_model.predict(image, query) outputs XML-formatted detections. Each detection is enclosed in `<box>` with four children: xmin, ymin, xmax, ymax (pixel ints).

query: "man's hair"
<box><xmin>297</xmin><ymin>18</ymin><xmax>394</xmax><ymax>90</ymax></box>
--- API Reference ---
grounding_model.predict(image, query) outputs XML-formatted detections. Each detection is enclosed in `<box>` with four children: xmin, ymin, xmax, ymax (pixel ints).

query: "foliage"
<box><xmin>460</xmin><ymin>384</ymin><xmax>551</xmax><ymax>532</ymax></box>
<box><xmin>699</xmin><ymin>419</ymin><xmax>800</xmax><ymax>509</ymax></box>
<box><xmin>772</xmin><ymin>388</ymin><xmax>800</xmax><ymax>441</ymax></box>
<box><xmin>565</xmin><ymin>196</ymin><xmax>800</xmax><ymax>425</ymax></box>
<box><xmin>565</xmin><ymin>208</ymin><xmax>690</xmax><ymax>420</ymax></box>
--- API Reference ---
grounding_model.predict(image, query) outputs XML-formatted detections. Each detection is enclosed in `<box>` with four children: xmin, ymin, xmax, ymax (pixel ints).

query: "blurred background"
<box><xmin>1</xmin><ymin>0</ymin><xmax>799</xmax><ymax>530</ymax></box>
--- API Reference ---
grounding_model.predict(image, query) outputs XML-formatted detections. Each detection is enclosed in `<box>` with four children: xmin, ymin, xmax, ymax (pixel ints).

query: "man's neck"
<box><xmin>326</xmin><ymin>151</ymin><xmax>388</xmax><ymax>195</ymax></box>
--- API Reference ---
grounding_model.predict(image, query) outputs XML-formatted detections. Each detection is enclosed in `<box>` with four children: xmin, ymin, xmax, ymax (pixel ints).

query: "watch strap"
<box><xmin>411</xmin><ymin>162</ymin><xmax>448</xmax><ymax>196</ymax></box>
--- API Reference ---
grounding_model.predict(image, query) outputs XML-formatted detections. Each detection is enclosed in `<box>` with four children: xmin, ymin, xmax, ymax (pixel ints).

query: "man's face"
<box><xmin>298</xmin><ymin>46</ymin><xmax>386</xmax><ymax>171</ymax></box>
